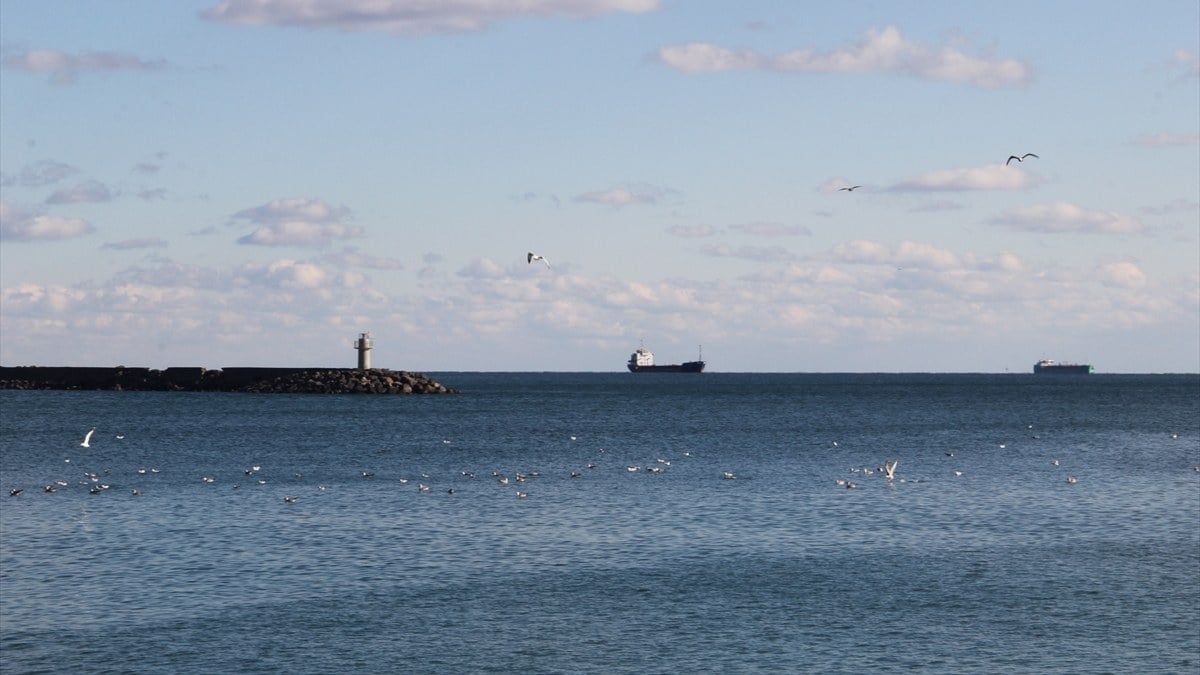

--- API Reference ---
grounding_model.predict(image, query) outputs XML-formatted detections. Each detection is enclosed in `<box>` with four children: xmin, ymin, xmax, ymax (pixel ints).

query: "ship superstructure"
<box><xmin>627</xmin><ymin>345</ymin><xmax>705</xmax><ymax>373</ymax></box>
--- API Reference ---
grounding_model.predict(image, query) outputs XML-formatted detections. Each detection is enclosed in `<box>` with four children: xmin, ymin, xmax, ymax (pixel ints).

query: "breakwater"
<box><xmin>0</xmin><ymin>366</ymin><xmax>457</xmax><ymax>394</ymax></box>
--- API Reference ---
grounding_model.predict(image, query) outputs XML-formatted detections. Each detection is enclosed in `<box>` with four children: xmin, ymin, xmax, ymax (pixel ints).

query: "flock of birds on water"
<box><xmin>526</xmin><ymin>153</ymin><xmax>1042</xmax><ymax>266</ymax></box>
<box><xmin>7</xmin><ymin>423</ymin><xmax>1193</xmax><ymax>502</ymax></box>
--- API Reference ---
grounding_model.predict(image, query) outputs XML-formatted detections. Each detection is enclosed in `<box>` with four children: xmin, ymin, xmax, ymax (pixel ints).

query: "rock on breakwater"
<box><xmin>240</xmin><ymin>369</ymin><xmax>455</xmax><ymax>394</ymax></box>
<box><xmin>0</xmin><ymin>366</ymin><xmax>457</xmax><ymax>394</ymax></box>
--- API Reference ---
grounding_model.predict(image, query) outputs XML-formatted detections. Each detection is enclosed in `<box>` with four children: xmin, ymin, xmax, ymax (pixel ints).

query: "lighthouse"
<box><xmin>354</xmin><ymin>332</ymin><xmax>373</xmax><ymax>370</ymax></box>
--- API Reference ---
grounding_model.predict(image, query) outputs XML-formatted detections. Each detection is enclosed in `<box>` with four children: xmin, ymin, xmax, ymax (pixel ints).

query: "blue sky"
<box><xmin>1</xmin><ymin>0</ymin><xmax>1197</xmax><ymax>372</ymax></box>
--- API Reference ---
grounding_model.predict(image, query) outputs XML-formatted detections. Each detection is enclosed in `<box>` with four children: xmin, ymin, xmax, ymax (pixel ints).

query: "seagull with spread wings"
<box><xmin>1006</xmin><ymin>153</ymin><xmax>1039</xmax><ymax>165</ymax></box>
<box><xmin>883</xmin><ymin>460</ymin><xmax>898</xmax><ymax>480</ymax></box>
<box><xmin>527</xmin><ymin>252</ymin><xmax>550</xmax><ymax>268</ymax></box>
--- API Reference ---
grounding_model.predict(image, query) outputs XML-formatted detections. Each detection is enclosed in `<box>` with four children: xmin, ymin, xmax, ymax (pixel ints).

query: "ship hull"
<box><xmin>628</xmin><ymin>361</ymin><xmax>705</xmax><ymax>373</ymax></box>
<box><xmin>1034</xmin><ymin>364</ymin><xmax>1093</xmax><ymax>374</ymax></box>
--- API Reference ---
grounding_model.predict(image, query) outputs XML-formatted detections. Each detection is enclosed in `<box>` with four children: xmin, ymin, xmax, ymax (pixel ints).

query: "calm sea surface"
<box><xmin>1</xmin><ymin>373</ymin><xmax>1198</xmax><ymax>674</ymax></box>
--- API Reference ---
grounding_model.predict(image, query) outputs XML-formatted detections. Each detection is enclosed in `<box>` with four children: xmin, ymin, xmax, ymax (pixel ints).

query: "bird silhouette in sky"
<box><xmin>1006</xmin><ymin>153</ymin><xmax>1039</xmax><ymax>165</ymax></box>
<box><xmin>527</xmin><ymin>252</ymin><xmax>550</xmax><ymax>267</ymax></box>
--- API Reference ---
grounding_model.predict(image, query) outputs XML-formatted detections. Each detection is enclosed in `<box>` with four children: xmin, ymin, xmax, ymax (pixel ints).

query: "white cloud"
<box><xmin>231</xmin><ymin>198</ymin><xmax>362</xmax><ymax>247</ymax></box>
<box><xmin>101</xmin><ymin>238</ymin><xmax>169</xmax><ymax>250</ymax></box>
<box><xmin>0</xmin><ymin>202</ymin><xmax>95</xmax><ymax>242</ymax></box>
<box><xmin>892</xmin><ymin>164</ymin><xmax>1035</xmax><ymax>192</ymax></box>
<box><xmin>0</xmin><ymin>160</ymin><xmax>80</xmax><ymax>187</ymax></box>
<box><xmin>1133</xmin><ymin>132</ymin><xmax>1200</xmax><ymax>147</ymax></box>
<box><xmin>657</xmin><ymin>43</ymin><xmax>762</xmax><ymax>72</ymax></box>
<box><xmin>700</xmin><ymin>243</ymin><xmax>795</xmax><ymax>263</ymax></box>
<box><xmin>1</xmin><ymin>237</ymin><xmax>1194</xmax><ymax>371</ymax></box>
<box><xmin>909</xmin><ymin>200</ymin><xmax>965</xmax><ymax>213</ymax></box>
<box><xmin>320</xmin><ymin>247</ymin><xmax>405</xmax><ymax>270</ymax></box>
<box><xmin>1</xmin><ymin>282</ymin><xmax>86</xmax><ymax>313</ymax></box>
<box><xmin>730</xmin><ymin>222</ymin><xmax>812</xmax><ymax>237</ymax></box>
<box><xmin>1172</xmin><ymin>48</ymin><xmax>1200</xmax><ymax>79</ymax></box>
<box><xmin>457</xmin><ymin>257</ymin><xmax>508</xmax><ymax>280</ymax></box>
<box><xmin>574</xmin><ymin>186</ymin><xmax>668</xmax><ymax>207</ymax></box>
<box><xmin>830</xmin><ymin>240</ymin><xmax>962</xmax><ymax>270</ymax></box>
<box><xmin>1098</xmin><ymin>262</ymin><xmax>1147</xmax><ymax>289</ymax></box>
<box><xmin>1140</xmin><ymin>198</ymin><xmax>1200</xmax><ymax>216</ymax></box>
<box><xmin>829</xmin><ymin>239</ymin><xmax>890</xmax><ymax>265</ymax></box>
<box><xmin>666</xmin><ymin>224</ymin><xmax>719</xmax><ymax>238</ymax></box>
<box><xmin>659</xmin><ymin>26</ymin><xmax>1032</xmax><ymax>88</ymax></box>
<box><xmin>238</xmin><ymin>222</ymin><xmax>365</xmax><ymax>247</ymax></box>
<box><xmin>0</xmin><ymin>49</ymin><xmax>165</xmax><ymax>84</ymax></box>
<box><xmin>893</xmin><ymin>241</ymin><xmax>960</xmax><ymax>270</ymax></box>
<box><xmin>237</xmin><ymin>259</ymin><xmax>330</xmax><ymax>289</ymax></box>
<box><xmin>232</xmin><ymin>198</ymin><xmax>349</xmax><ymax>224</ymax></box>
<box><xmin>45</xmin><ymin>180</ymin><xmax>114</xmax><ymax>204</ymax></box>
<box><xmin>201</xmin><ymin>0</ymin><xmax>658</xmax><ymax>34</ymax></box>
<box><xmin>990</xmin><ymin>202</ymin><xmax>1147</xmax><ymax>235</ymax></box>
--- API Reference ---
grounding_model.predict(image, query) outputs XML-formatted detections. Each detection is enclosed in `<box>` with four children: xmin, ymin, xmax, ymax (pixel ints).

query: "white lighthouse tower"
<box><xmin>354</xmin><ymin>332</ymin><xmax>373</xmax><ymax>370</ymax></box>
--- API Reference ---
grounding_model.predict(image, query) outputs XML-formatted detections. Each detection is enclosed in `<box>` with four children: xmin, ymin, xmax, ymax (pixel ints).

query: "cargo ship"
<box><xmin>627</xmin><ymin>345</ymin><xmax>705</xmax><ymax>373</ymax></box>
<box><xmin>1033</xmin><ymin>359</ymin><xmax>1093</xmax><ymax>374</ymax></box>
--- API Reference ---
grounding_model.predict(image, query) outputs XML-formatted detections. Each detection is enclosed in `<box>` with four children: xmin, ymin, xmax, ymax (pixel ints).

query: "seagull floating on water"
<box><xmin>527</xmin><ymin>252</ymin><xmax>550</xmax><ymax>268</ymax></box>
<box><xmin>1006</xmin><ymin>153</ymin><xmax>1039</xmax><ymax>165</ymax></box>
<box><xmin>81</xmin><ymin>428</ymin><xmax>95</xmax><ymax>448</ymax></box>
<box><xmin>1066</xmin><ymin>475</ymin><xmax>1078</xmax><ymax>484</ymax></box>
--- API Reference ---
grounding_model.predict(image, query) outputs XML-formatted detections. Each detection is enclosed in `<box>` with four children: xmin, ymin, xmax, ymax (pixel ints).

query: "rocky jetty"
<box><xmin>240</xmin><ymin>369</ymin><xmax>455</xmax><ymax>395</ymax></box>
<box><xmin>0</xmin><ymin>366</ymin><xmax>457</xmax><ymax>394</ymax></box>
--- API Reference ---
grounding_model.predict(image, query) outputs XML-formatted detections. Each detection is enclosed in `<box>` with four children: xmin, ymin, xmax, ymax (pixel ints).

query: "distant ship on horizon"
<box><xmin>1034</xmin><ymin>359</ymin><xmax>1093</xmax><ymax>374</ymax></box>
<box><xmin>627</xmin><ymin>345</ymin><xmax>705</xmax><ymax>373</ymax></box>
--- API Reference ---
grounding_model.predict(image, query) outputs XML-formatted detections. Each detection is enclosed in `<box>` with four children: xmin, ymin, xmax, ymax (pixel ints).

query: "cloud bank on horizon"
<box><xmin>1</xmin><ymin>0</ymin><xmax>1197</xmax><ymax>372</ymax></box>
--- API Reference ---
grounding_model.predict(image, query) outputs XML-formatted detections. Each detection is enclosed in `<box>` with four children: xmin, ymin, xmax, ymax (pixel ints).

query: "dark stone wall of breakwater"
<box><xmin>0</xmin><ymin>366</ymin><xmax>457</xmax><ymax>394</ymax></box>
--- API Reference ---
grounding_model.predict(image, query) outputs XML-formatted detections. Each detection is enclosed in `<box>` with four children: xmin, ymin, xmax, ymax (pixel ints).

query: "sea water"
<box><xmin>1</xmin><ymin>373</ymin><xmax>1197</xmax><ymax>673</ymax></box>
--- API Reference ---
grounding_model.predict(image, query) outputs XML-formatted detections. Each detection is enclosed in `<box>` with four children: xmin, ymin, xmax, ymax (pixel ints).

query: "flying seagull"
<box><xmin>527</xmin><ymin>252</ymin><xmax>550</xmax><ymax>267</ymax></box>
<box><xmin>81</xmin><ymin>428</ymin><xmax>95</xmax><ymax>448</ymax></box>
<box><xmin>1006</xmin><ymin>153</ymin><xmax>1039</xmax><ymax>165</ymax></box>
<box><xmin>883</xmin><ymin>460</ymin><xmax>898</xmax><ymax>481</ymax></box>
<box><xmin>838</xmin><ymin>185</ymin><xmax>862</xmax><ymax>191</ymax></box>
